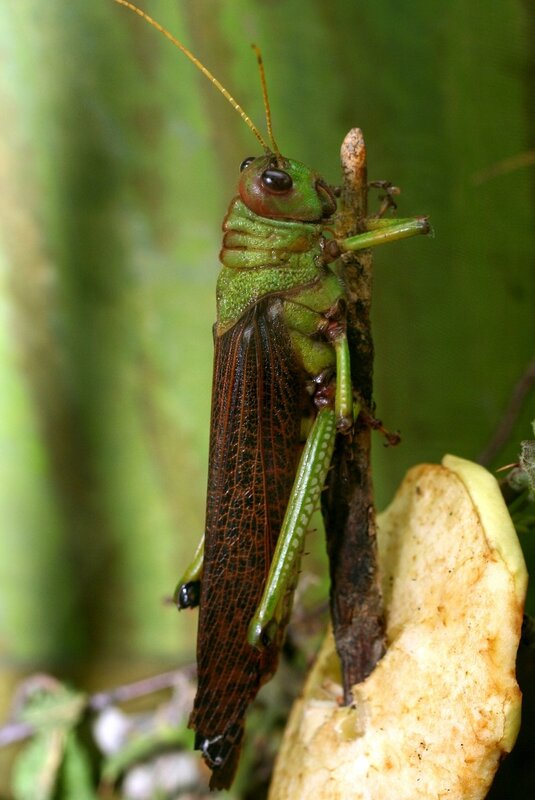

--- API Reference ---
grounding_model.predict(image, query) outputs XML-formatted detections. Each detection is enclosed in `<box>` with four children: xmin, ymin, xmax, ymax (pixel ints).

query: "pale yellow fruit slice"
<box><xmin>269</xmin><ymin>456</ymin><xmax>527</xmax><ymax>800</ymax></box>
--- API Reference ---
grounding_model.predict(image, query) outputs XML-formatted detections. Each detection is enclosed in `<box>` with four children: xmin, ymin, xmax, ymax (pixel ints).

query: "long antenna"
<box><xmin>251</xmin><ymin>44</ymin><xmax>280</xmax><ymax>157</ymax></box>
<box><xmin>113</xmin><ymin>0</ymin><xmax>270</xmax><ymax>151</ymax></box>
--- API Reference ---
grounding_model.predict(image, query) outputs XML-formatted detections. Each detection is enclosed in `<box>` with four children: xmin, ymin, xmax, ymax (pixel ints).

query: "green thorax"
<box><xmin>217</xmin><ymin>198</ymin><xmax>325</xmax><ymax>332</ymax></box>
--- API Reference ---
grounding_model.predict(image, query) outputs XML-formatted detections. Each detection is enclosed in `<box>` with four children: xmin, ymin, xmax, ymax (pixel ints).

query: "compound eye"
<box><xmin>239</xmin><ymin>156</ymin><xmax>256</xmax><ymax>171</ymax></box>
<box><xmin>260</xmin><ymin>168</ymin><xmax>293</xmax><ymax>193</ymax></box>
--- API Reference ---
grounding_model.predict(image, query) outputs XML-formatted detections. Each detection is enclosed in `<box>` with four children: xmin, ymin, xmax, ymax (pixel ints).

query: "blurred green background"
<box><xmin>0</xmin><ymin>0</ymin><xmax>533</xmax><ymax>795</ymax></box>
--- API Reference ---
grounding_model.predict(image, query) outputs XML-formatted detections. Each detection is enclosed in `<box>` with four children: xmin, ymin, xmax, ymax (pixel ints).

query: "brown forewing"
<box><xmin>190</xmin><ymin>298</ymin><xmax>304</xmax><ymax>789</ymax></box>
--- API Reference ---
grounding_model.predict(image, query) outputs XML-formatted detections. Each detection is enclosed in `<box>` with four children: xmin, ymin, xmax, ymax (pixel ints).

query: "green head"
<box><xmin>238</xmin><ymin>154</ymin><xmax>337</xmax><ymax>222</ymax></box>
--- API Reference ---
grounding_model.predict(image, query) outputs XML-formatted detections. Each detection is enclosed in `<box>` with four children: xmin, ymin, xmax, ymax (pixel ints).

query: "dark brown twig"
<box><xmin>322</xmin><ymin>130</ymin><xmax>386</xmax><ymax>703</ymax></box>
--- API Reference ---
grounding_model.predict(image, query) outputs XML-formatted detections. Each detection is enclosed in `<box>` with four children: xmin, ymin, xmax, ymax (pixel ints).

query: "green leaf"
<box><xmin>17</xmin><ymin>682</ymin><xmax>86</xmax><ymax>733</ymax></box>
<box><xmin>58</xmin><ymin>733</ymin><xmax>96</xmax><ymax>800</ymax></box>
<box><xmin>11</xmin><ymin>679</ymin><xmax>94</xmax><ymax>800</ymax></box>
<box><xmin>12</xmin><ymin>730</ymin><xmax>66</xmax><ymax>800</ymax></box>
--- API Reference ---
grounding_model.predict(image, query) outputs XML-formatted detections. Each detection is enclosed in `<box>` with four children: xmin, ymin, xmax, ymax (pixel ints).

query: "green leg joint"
<box><xmin>340</xmin><ymin>215</ymin><xmax>430</xmax><ymax>252</ymax></box>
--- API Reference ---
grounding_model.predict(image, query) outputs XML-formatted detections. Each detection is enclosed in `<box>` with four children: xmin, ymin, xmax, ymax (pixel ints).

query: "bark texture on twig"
<box><xmin>322</xmin><ymin>129</ymin><xmax>385</xmax><ymax>703</ymax></box>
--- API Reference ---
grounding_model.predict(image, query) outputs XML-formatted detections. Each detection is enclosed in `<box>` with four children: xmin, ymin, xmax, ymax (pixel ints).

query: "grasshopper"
<box><xmin>114</xmin><ymin>1</ymin><xmax>430</xmax><ymax>788</ymax></box>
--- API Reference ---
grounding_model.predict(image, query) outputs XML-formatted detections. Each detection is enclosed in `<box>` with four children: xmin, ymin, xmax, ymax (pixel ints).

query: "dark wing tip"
<box><xmin>195</xmin><ymin>726</ymin><xmax>244</xmax><ymax>791</ymax></box>
<box><xmin>208</xmin><ymin>752</ymin><xmax>241</xmax><ymax>791</ymax></box>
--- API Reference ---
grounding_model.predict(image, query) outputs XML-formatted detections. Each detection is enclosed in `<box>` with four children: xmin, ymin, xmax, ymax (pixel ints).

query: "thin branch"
<box><xmin>472</xmin><ymin>149</ymin><xmax>535</xmax><ymax>184</ymax></box>
<box><xmin>89</xmin><ymin>666</ymin><xmax>195</xmax><ymax>711</ymax></box>
<box><xmin>0</xmin><ymin>721</ymin><xmax>34</xmax><ymax>748</ymax></box>
<box><xmin>478</xmin><ymin>354</ymin><xmax>535</xmax><ymax>466</ymax></box>
<box><xmin>0</xmin><ymin>665</ymin><xmax>195</xmax><ymax>748</ymax></box>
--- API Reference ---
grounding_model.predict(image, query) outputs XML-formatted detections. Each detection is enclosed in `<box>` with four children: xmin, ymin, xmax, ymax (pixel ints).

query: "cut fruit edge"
<box><xmin>268</xmin><ymin>455</ymin><xmax>528</xmax><ymax>800</ymax></box>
